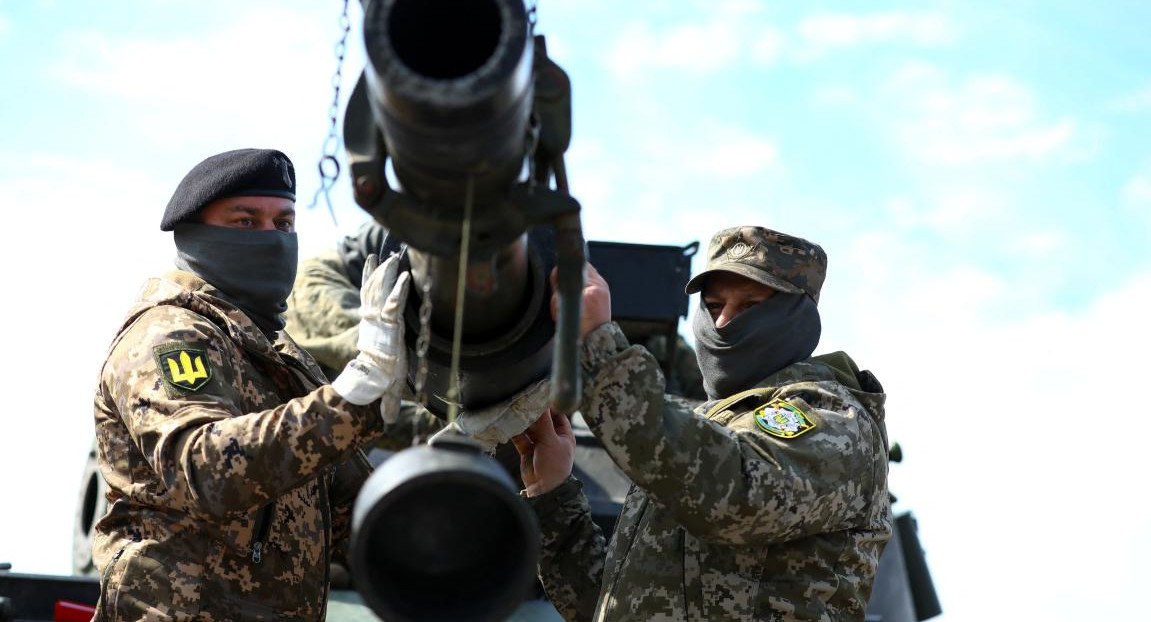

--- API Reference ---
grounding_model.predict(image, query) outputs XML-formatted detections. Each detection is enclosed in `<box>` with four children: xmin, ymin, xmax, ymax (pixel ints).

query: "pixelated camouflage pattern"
<box><xmin>284</xmin><ymin>250</ymin><xmax>362</xmax><ymax>379</ymax></box>
<box><xmin>639</xmin><ymin>334</ymin><xmax>707</xmax><ymax>401</ymax></box>
<box><xmin>530</xmin><ymin>322</ymin><xmax>890</xmax><ymax>622</ymax></box>
<box><xmin>92</xmin><ymin>270</ymin><xmax>387</xmax><ymax>621</ymax></box>
<box><xmin>684</xmin><ymin>226</ymin><xmax>828</xmax><ymax>304</ymax></box>
<box><xmin>284</xmin><ymin>250</ymin><xmax>444</xmax><ymax>451</ymax></box>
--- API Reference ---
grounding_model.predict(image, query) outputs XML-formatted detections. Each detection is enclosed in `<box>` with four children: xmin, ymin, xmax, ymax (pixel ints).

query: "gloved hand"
<box><xmin>331</xmin><ymin>253</ymin><xmax>410</xmax><ymax>408</ymax></box>
<box><xmin>429</xmin><ymin>379</ymin><xmax>552</xmax><ymax>453</ymax></box>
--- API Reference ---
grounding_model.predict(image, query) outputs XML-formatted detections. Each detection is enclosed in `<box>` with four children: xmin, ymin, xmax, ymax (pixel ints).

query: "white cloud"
<box><xmin>925</xmin><ymin>187</ymin><xmax>1005</xmax><ymax>231</ymax></box>
<box><xmin>692</xmin><ymin>125</ymin><xmax>779</xmax><ymax>177</ymax></box>
<box><xmin>1113</xmin><ymin>83</ymin><xmax>1151</xmax><ymax>111</ymax></box>
<box><xmin>798</xmin><ymin>11</ymin><xmax>956</xmax><ymax>55</ymax></box>
<box><xmin>47</xmin><ymin>7</ymin><xmax>362</xmax><ymax>149</ymax></box>
<box><xmin>877</xmin><ymin>187</ymin><xmax>1007</xmax><ymax>238</ymax></box>
<box><xmin>812</xmin><ymin>85</ymin><xmax>860</xmax><ymax>105</ymax></box>
<box><xmin>886</xmin><ymin>63</ymin><xmax>1078</xmax><ymax>164</ymax></box>
<box><xmin>0</xmin><ymin>13</ymin><xmax>9</xmax><ymax>35</ymax></box>
<box><xmin>605</xmin><ymin>19</ymin><xmax>743</xmax><ymax>78</ymax></box>
<box><xmin>749</xmin><ymin>26</ymin><xmax>787</xmax><ymax>66</ymax></box>
<box><xmin>604</xmin><ymin>9</ymin><xmax>956</xmax><ymax>78</ymax></box>
<box><xmin>574</xmin><ymin>121</ymin><xmax>781</xmax><ymax>246</ymax></box>
<box><xmin>822</xmin><ymin>236</ymin><xmax>1151</xmax><ymax>619</ymax></box>
<box><xmin>1122</xmin><ymin>165</ymin><xmax>1151</xmax><ymax>210</ymax></box>
<box><xmin>1009</xmin><ymin>231</ymin><xmax>1067</xmax><ymax>257</ymax></box>
<box><xmin>603</xmin><ymin>1</ymin><xmax>788</xmax><ymax>78</ymax></box>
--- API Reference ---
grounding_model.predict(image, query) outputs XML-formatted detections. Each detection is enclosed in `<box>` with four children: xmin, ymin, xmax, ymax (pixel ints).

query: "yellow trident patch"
<box><xmin>153</xmin><ymin>342</ymin><xmax>212</xmax><ymax>392</ymax></box>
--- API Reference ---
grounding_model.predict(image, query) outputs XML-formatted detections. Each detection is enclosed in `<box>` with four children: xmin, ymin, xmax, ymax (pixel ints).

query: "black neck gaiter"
<box><xmin>692</xmin><ymin>293</ymin><xmax>822</xmax><ymax>400</ymax></box>
<box><xmin>173</xmin><ymin>223</ymin><xmax>299</xmax><ymax>338</ymax></box>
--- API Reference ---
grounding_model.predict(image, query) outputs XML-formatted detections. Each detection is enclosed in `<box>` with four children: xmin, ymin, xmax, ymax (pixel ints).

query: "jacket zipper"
<box><xmin>598</xmin><ymin>491</ymin><xmax>648</xmax><ymax>619</ymax></box>
<box><xmin>251</xmin><ymin>504</ymin><xmax>275</xmax><ymax>563</ymax></box>
<box><xmin>319</xmin><ymin>478</ymin><xmax>332</xmax><ymax>622</ymax></box>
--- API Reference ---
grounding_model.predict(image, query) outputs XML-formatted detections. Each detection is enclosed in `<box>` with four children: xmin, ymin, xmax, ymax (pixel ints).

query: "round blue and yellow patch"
<box><xmin>753</xmin><ymin>399</ymin><xmax>815</xmax><ymax>439</ymax></box>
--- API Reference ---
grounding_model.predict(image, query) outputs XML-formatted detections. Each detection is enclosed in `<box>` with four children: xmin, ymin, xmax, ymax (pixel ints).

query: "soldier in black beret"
<box><xmin>91</xmin><ymin>148</ymin><xmax>420</xmax><ymax>619</ymax></box>
<box><xmin>162</xmin><ymin>148</ymin><xmax>300</xmax><ymax>337</ymax></box>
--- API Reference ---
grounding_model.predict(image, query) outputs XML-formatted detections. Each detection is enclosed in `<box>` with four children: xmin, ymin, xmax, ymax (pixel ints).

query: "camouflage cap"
<box><xmin>684</xmin><ymin>226</ymin><xmax>827</xmax><ymax>304</ymax></box>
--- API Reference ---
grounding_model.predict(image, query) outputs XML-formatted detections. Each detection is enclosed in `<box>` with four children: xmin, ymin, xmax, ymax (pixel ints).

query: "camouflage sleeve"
<box><xmin>328</xmin><ymin>449</ymin><xmax>375</xmax><ymax>564</ymax></box>
<box><xmin>527</xmin><ymin>475</ymin><xmax>606</xmax><ymax>622</ymax></box>
<box><xmin>104</xmin><ymin>306</ymin><xmax>385</xmax><ymax>519</ymax></box>
<box><xmin>369</xmin><ymin>400</ymin><xmax>446</xmax><ymax>451</ymax></box>
<box><xmin>581</xmin><ymin>322</ymin><xmax>883</xmax><ymax>546</ymax></box>
<box><xmin>284</xmin><ymin>251</ymin><xmax>361</xmax><ymax>373</ymax></box>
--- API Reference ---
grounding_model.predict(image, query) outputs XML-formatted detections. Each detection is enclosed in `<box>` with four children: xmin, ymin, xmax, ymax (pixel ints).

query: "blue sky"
<box><xmin>1</xmin><ymin>1</ymin><xmax>1149</xmax><ymax>620</ymax></box>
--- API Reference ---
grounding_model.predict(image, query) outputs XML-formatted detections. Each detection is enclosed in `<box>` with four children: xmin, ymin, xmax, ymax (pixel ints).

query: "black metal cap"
<box><xmin>160</xmin><ymin>148</ymin><xmax>296</xmax><ymax>231</ymax></box>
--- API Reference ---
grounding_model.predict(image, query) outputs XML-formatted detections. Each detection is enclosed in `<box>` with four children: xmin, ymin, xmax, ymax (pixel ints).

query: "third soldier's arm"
<box><xmin>580</xmin><ymin>321</ymin><xmax>885</xmax><ymax>546</ymax></box>
<box><xmin>284</xmin><ymin>251</ymin><xmax>361</xmax><ymax>374</ymax></box>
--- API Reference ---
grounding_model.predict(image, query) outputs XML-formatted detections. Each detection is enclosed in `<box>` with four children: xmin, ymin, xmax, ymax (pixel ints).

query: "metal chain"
<box><xmin>527</xmin><ymin>0</ymin><xmax>538</xmax><ymax>32</ymax></box>
<box><xmin>413</xmin><ymin>278</ymin><xmax>433</xmax><ymax>407</ymax></box>
<box><xmin>308</xmin><ymin>0</ymin><xmax>352</xmax><ymax>224</ymax></box>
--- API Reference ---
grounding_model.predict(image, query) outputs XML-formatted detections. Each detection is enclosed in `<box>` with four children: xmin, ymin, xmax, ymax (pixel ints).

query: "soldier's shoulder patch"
<box><xmin>153</xmin><ymin>342</ymin><xmax>212</xmax><ymax>392</ymax></box>
<box><xmin>753</xmin><ymin>398</ymin><xmax>815</xmax><ymax>439</ymax></box>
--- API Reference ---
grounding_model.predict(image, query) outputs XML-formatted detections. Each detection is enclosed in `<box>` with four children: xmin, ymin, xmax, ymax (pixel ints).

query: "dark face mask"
<box><xmin>692</xmin><ymin>292</ymin><xmax>821</xmax><ymax>400</ymax></box>
<box><xmin>173</xmin><ymin>223</ymin><xmax>299</xmax><ymax>337</ymax></box>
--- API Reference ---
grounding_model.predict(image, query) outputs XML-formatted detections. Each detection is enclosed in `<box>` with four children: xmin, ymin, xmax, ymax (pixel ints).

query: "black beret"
<box><xmin>160</xmin><ymin>148</ymin><xmax>296</xmax><ymax>231</ymax></box>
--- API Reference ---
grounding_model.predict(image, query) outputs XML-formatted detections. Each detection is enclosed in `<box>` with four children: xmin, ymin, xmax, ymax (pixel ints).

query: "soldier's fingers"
<box><xmin>532</xmin><ymin>408</ymin><xmax>560</xmax><ymax>444</ymax></box>
<box><xmin>382</xmin><ymin>271</ymin><xmax>411</xmax><ymax>321</ymax></box>
<box><xmin>378</xmin><ymin>252</ymin><xmax>401</xmax><ymax>289</ymax></box>
<box><xmin>551</xmin><ymin>410</ymin><xmax>574</xmax><ymax>440</ymax></box>
<box><xmin>363</xmin><ymin>253</ymin><xmax>379</xmax><ymax>281</ymax></box>
<box><xmin>510</xmin><ymin>433</ymin><xmax>533</xmax><ymax>457</ymax></box>
<box><xmin>585</xmin><ymin>262</ymin><xmax>606</xmax><ymax>286</ymax></box>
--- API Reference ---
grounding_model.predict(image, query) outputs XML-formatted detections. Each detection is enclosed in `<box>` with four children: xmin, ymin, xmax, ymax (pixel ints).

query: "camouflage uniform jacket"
<box><xmin>530</xmin><ymin>322</ymin><xmax>891</xmax><ymax>621</ymax></box>
<box><xmin>284</xmin><ymin>250</ymin><xmax>361</xmax><ymax>380</ymax></box>
<box><xmin>92</xmin><ymin>270</ymin><xmax>385</xmax><ymax>621</ymax></box>
<box><xmin>285</xmin><ymin>250</ymin><xmax>443</xmax><ymax>450</ymax></box>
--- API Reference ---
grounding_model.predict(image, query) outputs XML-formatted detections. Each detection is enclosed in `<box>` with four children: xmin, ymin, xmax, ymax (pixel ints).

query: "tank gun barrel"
<box><xmin>344</xmin><ymin>0</ymin><xmax>583</xmax><ymax>417</ymax></box>
<box><xmin>342</xmin><ymin>1</ymin><xmax>581</xmax><ymax>618</ymax></box>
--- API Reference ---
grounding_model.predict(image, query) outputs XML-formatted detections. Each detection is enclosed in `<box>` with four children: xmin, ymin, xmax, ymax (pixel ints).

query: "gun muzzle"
<box><xmin>349</xmin><ymin>436</ymin><xmax>540</xmax><ymax>622</ymax></box>
<box><xmin>353</xmin><ymin>0</ymin><xmax>538</xmax><ymax>256</ymax></box>
<box><xmin>345</xmin><ymin>0</ymin><xmax>582</xmax><ymax>418</ymax></box>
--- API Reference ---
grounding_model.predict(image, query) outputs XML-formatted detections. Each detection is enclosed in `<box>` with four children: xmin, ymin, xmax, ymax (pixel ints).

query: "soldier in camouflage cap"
<box><xmin>684</xmin><ymin>225</ymin><xmax>827</xmax><ymax>303</ymax></box>
<box><xmin>91</xmin><ymin>148</ymin><xmax>417</xmax><ymax>620</ymax></box>
<box><xmin>512</xmin><ymin>225</ymin><xmax>891</xmax><ymax>621</ymax></box>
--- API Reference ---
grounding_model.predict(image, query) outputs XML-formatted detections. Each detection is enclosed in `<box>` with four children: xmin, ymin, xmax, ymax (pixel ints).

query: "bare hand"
<box><xmin>511</xmin><ymin>410</ymin><xmax>576</xmax><ymax>497</ymax></box>
<box><xmin>550</xmin><ymin>262</ymin><xmax>611</xmax><ymax>338</ymax></box>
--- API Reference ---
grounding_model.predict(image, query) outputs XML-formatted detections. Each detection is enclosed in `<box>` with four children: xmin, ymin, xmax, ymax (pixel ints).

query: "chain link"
<box><xmin>413</xmin><ymin>277</ymin><xmax>434</xmax><ymax>407</ymax></box>
<box><xmin>308</xmin><ymin>0</ymin><xmax>352</xmax><ymax>224</ymax></box>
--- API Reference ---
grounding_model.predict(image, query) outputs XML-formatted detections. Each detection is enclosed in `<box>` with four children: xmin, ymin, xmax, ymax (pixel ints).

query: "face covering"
<box><xmin>173</xmin><ymin>223</ymin><xmax>299</xmax><ymax>337</ymax></box>
<box><xmin>692</xmin><ymin>292</ymin><xmax>821</xmax><ymax>400</ymax></box>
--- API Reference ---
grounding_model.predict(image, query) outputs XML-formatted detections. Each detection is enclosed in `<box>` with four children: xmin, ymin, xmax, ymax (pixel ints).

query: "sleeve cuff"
<box><xmin>580</xmin><ymin>322</ymin><xmax>631</xmax><ymax>377</ymax></box>
<box><xmin>525</xmin><ymin>475</ymin><xmax>583</xmax><ymax>518</ymax></box>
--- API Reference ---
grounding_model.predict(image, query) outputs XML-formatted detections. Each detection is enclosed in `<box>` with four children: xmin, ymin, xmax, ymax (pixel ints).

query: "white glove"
<box><xmin>332</xmin><ymin>252</ymin><xmax>410</xmax><ymax>407</ymax></box>
<box><xmin>430</xmin><ymin>379</ymin><xmax>552</xmax><ymax>453</ymax></box>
